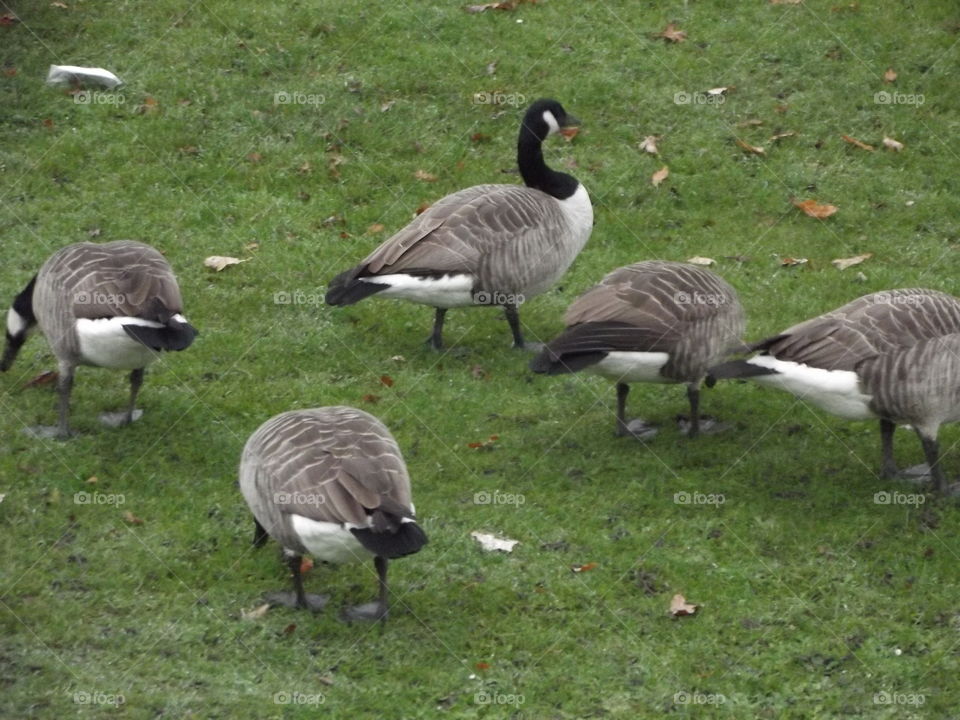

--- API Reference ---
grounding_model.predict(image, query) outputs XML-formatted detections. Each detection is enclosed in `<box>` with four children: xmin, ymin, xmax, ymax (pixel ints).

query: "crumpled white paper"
<box><xmin>46</xmin><ymin>65</ymin><xmax>122</xmax><ymax>88</ymax></box>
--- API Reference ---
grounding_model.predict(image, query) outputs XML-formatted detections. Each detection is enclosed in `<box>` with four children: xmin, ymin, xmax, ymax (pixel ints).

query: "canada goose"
<box><xmin>530</xmin><ymin>261</ymin><xmax>745</xmax><ymax>438</ymax></box>
<box><xmin>325</xmin><ymin>98</ymin><xmax>593</xmax><ymax>350</ymax></box>
<box><xmin>2</xmin><ymin>240</ymin><xmax>196</xmax><ymax>438</ymax></box>
<box><xmin>708</xmin><ymin>289</ymin><xmax>960</xmax><ymax>492</ymax></box>
<box><xmin>239</xmin><ymin>407</ymin><xmax>427</xmax><ymax>621</ymax></box>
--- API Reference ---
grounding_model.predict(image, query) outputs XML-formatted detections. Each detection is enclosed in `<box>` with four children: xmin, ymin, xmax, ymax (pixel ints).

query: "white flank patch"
<box><xmin>75</xmin><ymin>317</ymin><xmax>163</xmax><ymax>369</ymax></box>
<box><xmin>542</xmin><ymin>110</ymin><xmax>560</xmax><ymax>135</ymax></box>
<box><xmin>363</xmin><ymin>273</ymin><xmax>475</xmax><ymax>308</ymax></box>
<box><xmin>591</xmin><ymin>351</ymin><xmax>672</xmax><ymax>384</ymax></box>
<box><xmin>6</xmin><ymin>308</ymin><xmax>28</xmax><ymax>338</ymax></box>
<box><xmin>747</xmin><ymin>355</ymin><xmax>876</xmax><ymax>420</ymax></box>
<box><xmin>290</xmin><ymin>515</ymin><xmax>372</xmax><ymax>564</ymax></box>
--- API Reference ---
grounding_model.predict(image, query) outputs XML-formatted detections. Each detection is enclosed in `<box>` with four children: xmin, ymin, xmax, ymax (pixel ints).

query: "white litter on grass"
<box><xmin>46</xmin><ymin>65</ymin><xmax>122</xmax><ymax>88</ymax></box>
<box><xmin>471</xmin><ymin>531</ymin><xmax>518</xmax><ymax>553</ymax></box>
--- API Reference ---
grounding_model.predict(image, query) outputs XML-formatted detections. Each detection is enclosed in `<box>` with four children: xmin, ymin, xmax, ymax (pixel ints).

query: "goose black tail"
<box><xmin>123</xmin><ymin>317</ymin><xmax>198</xmax><ymax>352</ymax></box>
<box><xmin>1</xmin><ymin>275</ymin><xmax>37</xmax><ymax>372</ymax></box>
<box><xmin>706</xmin><ymin>359</ymin><xmax>778</xmax><ymax>386</ymax></box>
<box><xmin>325</xmin><ymin>267</ymin><xmax>389</xmax><ymax>306</ymax></box>
<box><xmin>352</xmin><ymin>516</ymin><xmax>428</xmax><ymax>559</ymax></box>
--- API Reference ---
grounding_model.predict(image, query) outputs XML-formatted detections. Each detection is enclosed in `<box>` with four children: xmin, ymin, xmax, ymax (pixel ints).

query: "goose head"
<box><xmin>520</xmin><ymin>98</ymin><xmax>580</xmax><ymax>141</ymax></box>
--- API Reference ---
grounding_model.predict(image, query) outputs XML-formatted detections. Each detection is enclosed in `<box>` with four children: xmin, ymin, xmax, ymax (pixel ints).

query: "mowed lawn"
<box><xmin>2</xmin><ymin>1</ymin><xmax>960</xmax><ymax>717</ymax></box>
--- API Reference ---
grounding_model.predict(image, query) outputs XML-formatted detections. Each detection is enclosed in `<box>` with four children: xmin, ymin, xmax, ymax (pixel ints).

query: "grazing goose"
<box><xmin>708</xmin><ymin>289</ymin><xmax>960</xmax><ymax>492</ymax></box>
<box><xmin>239</xmin><ymin>407</ymin><xmax>427</xmax><ymax>622</ymax></box>
<box><xmin>2</xmin><ymin>240</ymin><xmax>196</xmax><ymax>438</ymax></box>
<box><xmin>325</xmin><ymin>98</ymin><xmax>593</xmax><ymax>350</ymax></box>
<box><xmin>530</xmin><ymin>261</ymin><xmax>745</xmax><ymax>439</ymax></box>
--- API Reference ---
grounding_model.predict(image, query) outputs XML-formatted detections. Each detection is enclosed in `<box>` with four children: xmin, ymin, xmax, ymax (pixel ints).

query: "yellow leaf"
<box><xmin>670</xmin><ymin>593</ymin><xmax>698</xmax><ymax>616</ymax></box>
<box><xmin>639</xmin><ymin>135</ymin><xmax>660</xmax><ymax>155</ymax></box>
<box><xmin>204</xmin><ymin>256</ymin><xmax>250</xmax><ymax>272</ymax></box>
<box><xmin>883</xmin><ymin>67</ymin><xmax>897</xmax><ymax>83</ymax></box>
<box><xmin>736</xmin><ymin>138</ymin><xmax>765</xmax><ymax>156</ymax></box>
<box><xmin>832</xmin><ymin>253</ymin><xmax>873</xmax><ymax>270</ymax></box>
<box><xmin>651</xmin><ymin>166</ymin><xmax>669</xmax><ymax>187</ymax></box>
<box><xmin>792</xmin><ymin>198</ymin><xmax>838</xmax><ymax>219</ymax></box>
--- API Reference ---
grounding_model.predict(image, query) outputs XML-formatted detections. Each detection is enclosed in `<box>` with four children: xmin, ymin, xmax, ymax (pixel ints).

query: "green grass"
<box><xmin>2</xmin><ymin>0</ymin><xmax>960</xmax><ymax>717</ymax></box>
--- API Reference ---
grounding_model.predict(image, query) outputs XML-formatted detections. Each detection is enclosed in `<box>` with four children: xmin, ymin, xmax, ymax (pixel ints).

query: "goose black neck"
<box><xmin>517</xmin><ymin>126</ymin><xmax>579</xmax><ymax>200</ymax></box>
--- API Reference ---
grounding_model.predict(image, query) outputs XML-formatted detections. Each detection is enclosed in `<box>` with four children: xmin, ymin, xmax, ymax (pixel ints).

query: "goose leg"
<box><xmin>615</xmin><ymin>382</ymin><xmax>657</xmax><ymax>441</ymax></box>
<box><xmin>252</xmin><ymin>518</ymin><xmax>269</xmax><ymax>548</ymax></box>
<box><xmin>342</xmin><ymin>556</ymin><xmax>389</xmax><ymax>623</ymax></box>
<box><xmin>686</xmin><ymin>385</ymin><xmax>700</xmax><ymax>438</ymax></box>
<box><xmin>916</xmin><ymin>430</ymin><xmax>948</xmax><ymax>494</ymax></box>
<box><xmin>55</xmin><ymin>362</ymin><xmax>75</xmax><ymax>438</ymax></box>
<box><xmin>99</xmin><ymin>368</ymin><xmax>145</xmax><ymax>427</ymax></box>
<box><xmin>879</xmin><ymin>418</ymin><xmax>898</xmax><ymax>479</ymax></box>
<box><xmin>504</xmin><ymin>304</ymin><xmax>526</xmax><ymax>349</ymax></box>
<box><xmin>265</xmin><ymin>554</ymin><xmax>329</xmax><ymax>612</ymax></box>
<box><xmin>426</xmin><ymin>308</ymin><xmax>446</xmax><ymax>351</ymax></box>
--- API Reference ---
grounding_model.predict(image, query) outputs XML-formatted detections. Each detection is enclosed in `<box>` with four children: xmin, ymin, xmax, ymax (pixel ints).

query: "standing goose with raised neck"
<box><xmin>2</xmin><ymin>240</ymin><xmax>197</xmax><ymax>438</ymax></box>
<box><xmin>240</xmin><ymin>407</ymin><xmax>427</xmax><ymax>622</ymax></box>
<box><xmin>325</xmin><ymin>98</ymin><xmax>593</xmax><ymax>350</ymax></box>
<box><xmin>707</xmin><ymin>289</ymin><xmax>960</xmax><ymax>493</ymax></box>
<box><xmin>531</xmin><ymin>261</ymin><xmax>745</xmax><ymax>439</ymax></box>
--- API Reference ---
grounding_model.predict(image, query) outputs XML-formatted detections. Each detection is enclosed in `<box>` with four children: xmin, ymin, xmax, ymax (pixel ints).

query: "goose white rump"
<box><xmin>75</xmin><ymin>316</ymin><xmax>169</xmax><ymax>368</ymax></box>
<box><xmin>746</xmin><ymin>355</ymin><xmax>875</xmax><ymax>420</ymax></box>
<box><xmin>591</xmin><ymin>351</ymin><xmax>672</xmax><ymax>384</ymax></box>
<box><xmin>361</xmin><ymin>273</ymin><xmax>475</xmax><ymax>308</ymax></box>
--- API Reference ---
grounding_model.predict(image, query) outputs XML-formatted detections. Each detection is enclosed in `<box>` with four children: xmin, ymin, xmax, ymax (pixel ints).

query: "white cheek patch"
<box><xmin>542</xmin><ymin>110</ymin><xmax>560</xmax><ymax>135</ymax></box>
<box><xmin>6</xmin><ymin>308</ymin><xmax>28</xmax><ymax>338</ymax></box>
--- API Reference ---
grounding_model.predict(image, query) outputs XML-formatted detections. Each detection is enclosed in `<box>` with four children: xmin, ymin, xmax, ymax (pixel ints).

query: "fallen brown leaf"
<box><xmin>361</xmin><ymin>394</ymin><xmax>380</xmax><ymax>404</ymax></box>
<box><xmin>656</xmin><ymin>23</ymin><xmax>687</xmax><ymax>42</ymax></box>
<box><xmin>414</xmin><ymin>169</ymin><xmax>438</xmax><ymax>182</ymax></box>
<box><xmin>882</xmin><ymin>136</ymin><xmax>904</xmax><ymax>152</ymax></box>
<box><xmin>792</xmin><ymin>198</ymin><xmax>838</xmax><ymax>219</ymax></box>
<box><xmin>780</xmin><ymin>257</ymin><xmax>809</xmax><ymax>267</ymax></box>
<box><xmin>380</xmin><ymin>100</ymin><xmax>395</xmax><ymax>113</ymax></box>
<box><xmin>769</xmin><ymin>131</ymin><xmax>796</xmax><ymax>142</ymax></box>
<box><xmin>122</xmin><ymin>511</ymin><xmax>144</xmax><ymax>525</ymax></box>
<box><xmin>24</xmin><ymin>370</ymin><xmax>57</xmax><ymax>388</ymax></box>
<box><xmin>737</xmin><ymin>119</ymin><xmax>764</xmax><ymax>128</ymax></box>
<box><xmin>136</xmin><ymin>96</ymin><xmax>159</xmax><ymax>115</ymax></box>
<box><xmin>670</xmin><ymin>593</ymin><xmax>698</xmax><ymax>616</ymax></box>
<box><xmin>467</xmin><ymin>434</ymin><xmax>499</xmax><ymax>450</ymax></box>
<box><xmin>471</xmin><ymin>132</ymin><xmax>491</xmax><ymax>143</ymax></box>
<box><xmin>842</xmin><ymin>134</ymin><xmax>874</xmax><ymax>151</ymax></box>
<box><xmin>883</xmin><ymin>67</ymin><xmax>897</xmax><ymax>83</ymax></box>
<box><xmin>639</xmin><ymin>135</ymin><xmax>660</xmax><ymax>155</ymax></box>
<box><xmin>832</xmin><ymin>252</ymin><xmax>872</xmax><ymax>270</ymax></box>
<box><xmin>366</xmin><ymin>223</ymin><xmax>385</xmax><ymax>234</ymax></box>
<box><xmin>736</xmin><ymin>138</ymin><xmax>765</xmax><ymax>156</ymax></box>
<box><xmin>571</xmin><ymin>562</ymin><xmax>598</xmax><ymax>573</ymax></box>
<box><xmin>204</xmin><ymin>256</ymin><xmax>250</xmax><ymax>272</ymax></box>
<box><xmin>471</xmin><ymin>365</ymin><xmax>488</xmax><ymax>380</ymax></box>
<box><xmin>651</xmin><ymin>166</ymin><xmax>670</xmax><ymax>187</ymax></box>
<box><xmin>241</xmin><ymin>603</ymin><xmax>270</xmax><ymax>620</ymax></box>
<box><xmin>297</xmin><ymin>161</ymin><xmax>312</xmax><ymax>175</ymax></box>
<box><xmin>414</xmin><ymin>202</ymin><xmax>432</xmax><ymax>215</ymax></box>
<box><xmin>379</xmin><ymin>375</ymin><xmax>394</xmax><ymax>388</ymax></box>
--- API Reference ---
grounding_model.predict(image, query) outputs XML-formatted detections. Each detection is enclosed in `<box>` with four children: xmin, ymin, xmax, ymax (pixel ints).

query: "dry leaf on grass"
<box><xmin>792</xmin><ymin>199</ymin><xmax>838</xmax><ymax>219</ymax></box>
<box><xmin>670</xmin><ymin>593</ymin><xmax>698</xmax><ymax>616</ymax></box>
<box><xmin>882</xmin><ymin>136</ymin><xmax>904</xmax><ymax>152</ymax></box>
<box><xmin>559</xmin><ymin>127</ymin><xmax>579</xmax><ymax>142</ymax></box>
<box><xmin>571</xmin><ymin>562</ymin><xmax>598</xmax><ymax>573</ymax></box>
<box><xmin>122</xmin><ymin>511</ymin><xmax>144</xmax><ymax>525</ymax></box>
<box><xmin>842</xmin><ymin>134</ymin><xmax>874</xmax><ymax>151</ymax></box>
<box><xmin>241</xmin><ymin>603</ymin><xmax>271</xmax><ymax>620</ymax></box>
<box><xmin>769</xmin><ymin>0</ymin><xmax>802</xmax><ymax>4</ymax></box>
<box><xmin>471</xmin><ymin>365</ymin><xmax>488</xmax><ymax>380</ymax></box>
<box><xmin>361</xmin><ymin>394</ymin><xmax>380</xmax><ymax>404</ymax></box>
<box><xmin>656</xmin><ymin>23</ymin><xmax>687</xmax><ymax>42</ymax></box>
<box><xmin>780</xmin><ymin>257</ymin><xmax>808</xmax><ymax>267</ymax></box>
<box><xmin>464</xmin><ymin>1</ymin><xmax>525</xmax><ymax>13</ymax></box>
<box><xmin>651</xmin><ymin>166</ymin><xmax>670</xmax><ymax>187</ymax></box>
<box><xmin>736</xmin><ymin>138</ymin><xmax>765</xmax><ymax>156</ymax></box>
<box><xmin>204</xmin><ymin>256</ymin><xmax>250</xmax><ymax>272</ymax></box>
<box><xmin>366</xmin><ymin>223</ymin><xmax>385</xmax><ymax>234</ymax></box>
<box><xmin>707</xmin><ymin>87</ymin><xmax>731</xmax><ymax>97</ymax></box>
<box><xmin>414</xmin><ymin>169</ymin><xmax>438</xmax><ymax>182</ymax></box>
<box><xmin>639</xmin><ymin>135</ymin><xmax>660</xmax><ymax>155</ymax></box>
<box><xmin>687</xmin><ymin>256</ymin><xmax>715</xmax><ymax>266</ymax></box>
<box><xmin>769</xmin><ymin>131</ymin><xmax>796</xmax><ymax>142</ymax></box>
<box><xmin>832</xmin><ymin>253</ymin><xmax>873</xmax><ymax>270</ymax></box>
<box><xmin>737</xmin><ymin>119</ymin><xmax>764</xmax><ymax>128</ymax></box>
<box><xmin>380</xmin><ymin>100</ymin><xmax>395</xmax><ymax>113</ymax></box>
<box><xmin>414</xmin><ymin>202</ymin><xmax>432</xmax><ymax>215</ymax></box>
<box><xmin>883</xmin><ymin>67</ymin><xmax>897</xmax><ymax>83</ymax></box>
<box><xmin>471</xmin><ymin>531</ymin><xmax>518</xmax><ymax>552</ymax></box>
<box><xmin>467</xmin><ymin>434</ymin><xmax>499</xmax><ymax>450</ymax></box>
<box><xmin>379</xmin><ymin>374</ymin><xmax>394</xmax><ymax>388</ymax></box>
<box><xmin>24</xmin><ymin>370</ymin><xmax>57</xmax><ymax>388</ymax></box>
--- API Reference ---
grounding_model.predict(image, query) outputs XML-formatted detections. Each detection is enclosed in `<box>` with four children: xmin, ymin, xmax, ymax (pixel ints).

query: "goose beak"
<box><xmin>561</xmin><ymin>114</ymin><xmax>581</xmax><ymax>129</ymax></box>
